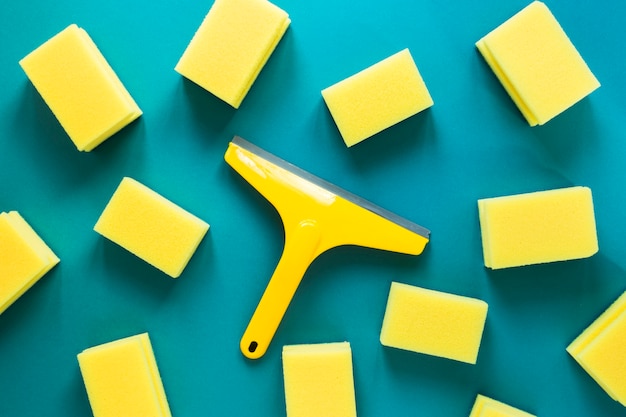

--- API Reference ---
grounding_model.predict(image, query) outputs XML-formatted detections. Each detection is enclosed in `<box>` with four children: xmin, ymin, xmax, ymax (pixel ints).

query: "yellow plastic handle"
<box><xmin>240</xmin><ymin>220</ymin><xmax>322</xmax><ymax>359</ymax></box>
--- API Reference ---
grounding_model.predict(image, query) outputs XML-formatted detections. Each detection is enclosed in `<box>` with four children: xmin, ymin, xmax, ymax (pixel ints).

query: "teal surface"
<box><xmin>1</xmin><ymin>0</ymin><xmax>626</xmax><ymax>415</ymax></box>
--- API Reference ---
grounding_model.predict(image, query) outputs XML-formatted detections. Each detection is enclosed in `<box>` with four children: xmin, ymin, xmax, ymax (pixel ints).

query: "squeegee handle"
<box><xmin>240</xmin><ymin>220</ymin><xmax>321</xmax><ymax>359</ymax></box>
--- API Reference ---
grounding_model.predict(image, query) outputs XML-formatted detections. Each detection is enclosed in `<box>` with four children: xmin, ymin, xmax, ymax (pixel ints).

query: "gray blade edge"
<box><xmin>231</xmin><ymin>136</ymin><xmax>430</xmax><ymax>239</ymax></box>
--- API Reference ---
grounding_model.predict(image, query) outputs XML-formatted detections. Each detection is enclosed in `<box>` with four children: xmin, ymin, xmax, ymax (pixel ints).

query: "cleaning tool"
<box><xmin>20</xmin><ymin>24</ymin><xmax>142</xmax><ymax>151</ymax></box>
<box><xmin>380</xmin><ymin>282</ymin><xmax>488</xmax><ymax>364</ymax></box>
<box><xmin>469</xmin><ymin>394</ymin><xmax>536</xmax><ymax>417</ymax></box>
<box><xmin>282</xmin><ymin>342</ymin><xmax>357</xmax><ymax>417</ymax></box>
<box><xmin>175</xmin><ymin>0</ymin><xmax>290</xmax><ymax>108</ymax></box>
<box><xmin>567</xmin><ymin>291</ymin><xmax>626</xmax><ymax>406</ymax></box>
<box><xmin>224</xmin><ymin>136</ymin><xmax>430</xmax><ymax>359</ymax></box>
<box><xmin>94</xmin><ymin>177</ymin><xmax>209</xmax><ymax>278</ymax></box>
<box><xmin>77</xmin><ymin>333</ymin><xmax>171</xmax><ymax>417</ymax></box>
<box><xmin>478</xmin><ymin>186</ymin><xmax>598</xmax><ymax>269</ymax></box>
<box><xmin>0</xmin><ymin>211</ymin><xmax>59</xmax><ymax>315</ymax></box>
<box><xmin>322</xmin><ymin>48</ymin><xmax>433</xmax><ymax>147</ymax></box>
<box><xmin>476</xmin><ymin>1</ymin><xmax>599</xmax><ymax>126</ymax></box>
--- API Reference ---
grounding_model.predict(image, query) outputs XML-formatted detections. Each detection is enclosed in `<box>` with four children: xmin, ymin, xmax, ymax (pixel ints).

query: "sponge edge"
<box><xmin>469</xmin><ymin>394</ymin><xmax>536</xmax><ymax>417</ymax></box>
<box><xmin>19</xmin><ymin>24</ymin><xmax>142</xmax><ymax>151</ymax></box>
<box><xmin>175</xmin><ymin>0</ymin><xmax>290</xmax><ymax>108</ymax></box>
<box><xmin>380</xmin><ymin>282</ymin><xmax>488</xmax><ymax>364</ymax></box>
<box><xmin>567</xmin><ymin>291</ymin><xmax>626</xmax><ymax>406</ymax></box>
<box><xmin>322</xmin><ymin>48</ymin><xmax>433</xmax><ymax>147</ymax></box>
<box><xmin>478</xmin><ymin>186</ymin><xmax>598</xmax><ymax>269</ymax></box>
<box><xmin>476</xmin><ymin>1</ymin><xmax>599</xmax><ymax>126</ymax></box>
<box><xmin>282</xmin><ymin>342</ymin><xmax>357</xmax><ymax>417</ymax></box>
<box><xmin>94</xmin><ymin>177</ymin><xmax>209</xmax><ymax>278</ymax></box>
<box><xmin>0</xmin><ymin>211</ymin><xmax>59</xmax><ymax>315</ymax></box>
<box><xmin>77</xmin><ymin>333</ymin><xmax>171</xmax><ymax>417</ymax></box>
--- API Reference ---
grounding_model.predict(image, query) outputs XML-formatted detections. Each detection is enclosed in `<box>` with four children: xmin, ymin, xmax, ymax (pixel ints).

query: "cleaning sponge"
<box><xmin>476</xmin><ymin>1</ymin><xmax>599</xmax><ymax>126</ymax></box>
<box><xmin>380</xmin><ymin>282</ymin><xmax>488</xmax><ymax>364</ymax></box>
<box><xmin>0</xmin><ymin>211</ymin><xmax>59</xmax><ymax>315</ymax></box>
<box><xmin>567</xmin><ymin>291</ymin><xmax>626</xmax><ymax>406</ymax></box>
<box><xmin>94</xmin><ymin>177</ymin><xmax>209</xmax><ymax>278</ymax></box>
<box><xmin>19</xmin><ymin>24</ymin><xmax>142</xmax><ymax>151</ymax></box>
<box><xmin>175</xmin><ymin>0</ymin><xmax>290</xmax><ymax>108</ymax></box>
<box><xmin>322</xmin><ymin>48</ymin><xmax>433</xmax><ymax>147</ymax></box>
<box><xmin>478</xmin><ymin>186</ymin><xmax>598</xmax><ymax>269</ymax></box>
<box><xmin>282</xmin><ymin>342</ymin><xmax>357</xmax><ymax>417</ymax></box>
<box><xmin>469</xmin><ymin>394</ymin><xmax>536</xmax><ymax>417</ymax></box>
<box><xmin>77</xmin><ymin>333</ymin><xmax>171</xmax><ymax>417</ymax></box>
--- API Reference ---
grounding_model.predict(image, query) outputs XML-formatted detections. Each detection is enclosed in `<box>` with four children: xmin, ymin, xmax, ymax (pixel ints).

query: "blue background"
<box><xmin>1</xmin><ymin>0</ymin><xmax>626</xmax><ymax>415</ymax></box>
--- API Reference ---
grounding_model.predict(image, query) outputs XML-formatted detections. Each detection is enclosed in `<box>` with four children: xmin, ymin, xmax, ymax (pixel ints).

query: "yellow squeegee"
<box><xmin>225</xmin><ymin>136</ymin><xmax>430</xmax><ymax>359</ymax></box>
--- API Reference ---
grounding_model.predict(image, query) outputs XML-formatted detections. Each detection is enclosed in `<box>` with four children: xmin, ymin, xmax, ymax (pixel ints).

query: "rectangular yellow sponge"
<box><xmin>19</xmin><ymin>24</ymin><xmax>142</xmax><ymax>151</ymax></box>
<box><xmin>567</xmin><ymin>291</ymin><xmax>626</xmax><ymax>406</ymax></box>
<box><xmin>77</xmin><ymin>333</ymin><xmax>171</xmax><ymax>417</ymax></box>
<box><xmin>478</xmin><ymin>186</ymin><xmax>598</xmax><ymax>269</ymax></box>
<box><xmin>94</xmin><ymin>177</ymin><xmax>209</xmax><ymax>278</ymax></box>
<box><xmin>175</xmin><ymin>0</ymin><xmax>290</xmax><ymax>108</ymax></box>
<box><xmin>469</xmin><ymin>394</ymin><xmax>536</xmax><ymax>417</ymax></box>
<box><xmin>476</xmin><ymin>1</ymin><xmax>599</xmax><ymax>126</ymax></box>
<box><xmin>380</xmin><ymin>282</ymin><xmax>488</xmax><ymax>364</ymax></box>
<box><xmin>322</xmin><ymin>48</ymin><xmax>433</xmax><ymax>147</ymax></box>
<box><xmin>0</xmin><ymin>211</ymin><xmax>59</xmax><ymax>315</ymax></box>
<box><xmin>282</xmin><ymin>342</ymin><xmax>357</xmax><ymax>417</ymax></box>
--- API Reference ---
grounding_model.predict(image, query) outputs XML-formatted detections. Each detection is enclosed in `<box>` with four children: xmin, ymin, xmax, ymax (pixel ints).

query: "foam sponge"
<box><xmin>0</xmin><ymin>211</ymin><xmax>59</xmax><ymax>315</ymax></box>
<box><xmin>175</xmin><ymin>0</ymin><xmax>290</xmax><ymax>108</ymax></box>
<box><xmin>478</xmin><ymin>186</ymin><xmax>598</xmax><ymax>269</ymax></box>
<box><xmin>19</xmin><ymin>24</ymin><xmax>142</xmax><ymax>151</ymax></box>
<box><xmin>282</xmin><ymin>342</ymin><xmax>357</xmax><ymax>417</ymax></box>
<box><xmin>476</xmin><ymin>1</ymin><xmax>599</xmax><ymax>126</ymax></box>
<box><xmin>469</xmin><ymin>394</ymin><xmax>536</xmax><ymax>417</ymax></box>
<box><xmin>94</xmin><ymin>177</ymin><xmax>209</xmax><ymax>278</ymax></box>
<box><xmin>567</xmin><ymin>291</ymin><xmax>626</xmax><ymax>406</ymax></box>
<box><xmin>380</xmin><ymin>282</ymin><xmax>488</xmax><ymax>364</ymax></box>
<box><xmin>78</xmin><ymin>333</ymin><xmax>171</xmax><ymax>417</ymax></box>
<box><xmin>322</xmin><ymin>48</ymin><xmax>433</xmax><ymax>147</ymax></box>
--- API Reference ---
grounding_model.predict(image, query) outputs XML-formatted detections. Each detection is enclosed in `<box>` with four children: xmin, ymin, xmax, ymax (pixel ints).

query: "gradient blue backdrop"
<box><xmin>1</xmin><ymin>0</ymin><xmax>626</xmax><ymax>415</ymax></box>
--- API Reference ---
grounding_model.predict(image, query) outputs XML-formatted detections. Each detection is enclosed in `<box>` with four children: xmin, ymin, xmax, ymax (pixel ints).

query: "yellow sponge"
<box><xmin>19</xmin><ymin>24</ymin><xmax>142</xmax><ymax>151</ymax></box>
<box><xmin>476</xmin><ymin>1</ymin><xmax>599</xmax><ymax>126</ymax></box>
<box><xmin>77</xmin><ymin>333</ymin><xmax>171</xmax><ymax>417</ymax></box>
<box><xmin>94</xmin><ymin>177</ymin><xmax>209</xmax><ymax>278</ymax></box>
<box><xmin>322</xmin><ymin>48</ymin><xmax>433</xmax><ymax>147</ymax></box>
<box><xmin>175</xmin><ymin>0</ymin><xmax>290</xmax><ymax>108</ymax></box>
<box><xmin>0</xmin><ymin>211</ymin><xmax>59</xmax><ymax>315</ymax></box>
<box><xmin>282</xmin><ymin>342</ymin><xmax>357</xmax><ymax>417</ymax></box>
<box><xmin>469</xmin><ymin>394</ymin><xmax>536</xmax><ymax>417</ymax></box>
<box><xmin>478</xmin><ymin>186</ymin><xmax>598</xmax><ymax>269</ymax></box>
<box><xmin>567</xmin><ymin>291</ymin><xmax>626</xmax><ymax>406</ymax></box>
<box><xmin>380</xmin><ymin>282</ymin><xmax>488</xmax><ymax>364</ymax></box>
